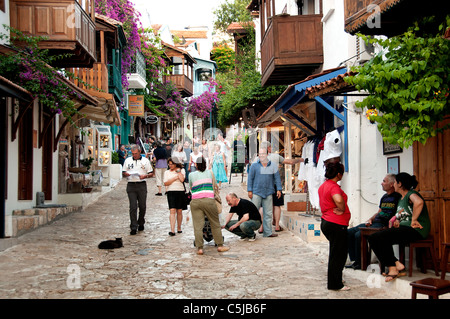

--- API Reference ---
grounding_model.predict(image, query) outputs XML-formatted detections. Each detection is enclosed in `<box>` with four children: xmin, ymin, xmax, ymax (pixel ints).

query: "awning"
<box><xmin>257</xmin><ymin>67</ymin><xmax>348</xmax><ymax>128</ymax></box>
<box><xmin>58</xmin><ymin>74</ymin><xmax>121</xmax><ymax>126</ymax></box>
<box><xmin>256</xmin><ymin>66</ymin><xmax>350</xmax><ymax>170</ymax></box>
<box><xmin>80</xmin><ymin>97</ymin><xmax>122</xmax><ymax>126</ymax></box>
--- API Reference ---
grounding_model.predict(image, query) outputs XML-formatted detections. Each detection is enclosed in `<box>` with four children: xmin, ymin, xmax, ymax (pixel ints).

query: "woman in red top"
<box><xmin>318</xmin><ymin>162</ymin><xmax>351</xmax><ymax>291</ymax></box>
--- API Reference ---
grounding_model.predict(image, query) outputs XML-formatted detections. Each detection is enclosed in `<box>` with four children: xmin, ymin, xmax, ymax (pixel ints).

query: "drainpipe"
<box><xmin>352</xmin><ymin>96</ymin><xmax>362</xmax><ymax>224</ymax></box>
<box><xmin>0</xmin><ymin>104</ymin><xmax>5</xmax><ymax>238</ymax></box>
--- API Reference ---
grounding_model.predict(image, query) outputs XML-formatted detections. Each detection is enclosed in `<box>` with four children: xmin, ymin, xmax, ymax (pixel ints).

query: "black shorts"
<box><xmin>273</xmin><ymin>192</ymin><xmax>284</xmax><ymax>206</ymax></box>
<box><xmin>167</xmin><ymin>191</ymin><xmax>185</xmax><ymax>209</ymax></box>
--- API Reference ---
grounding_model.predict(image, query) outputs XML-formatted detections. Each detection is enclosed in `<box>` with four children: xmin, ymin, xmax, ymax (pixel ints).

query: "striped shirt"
<box><xmin>188</xmin><ymin>170</ymin><xmax>215</xmax><ymax>199</ymax></box>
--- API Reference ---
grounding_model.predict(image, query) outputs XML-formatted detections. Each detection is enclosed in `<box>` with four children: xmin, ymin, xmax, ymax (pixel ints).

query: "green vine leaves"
<box><xmin>345</xmin><ymin>15</ymin><xmax>450</xmax><ymax>148</ymax></box>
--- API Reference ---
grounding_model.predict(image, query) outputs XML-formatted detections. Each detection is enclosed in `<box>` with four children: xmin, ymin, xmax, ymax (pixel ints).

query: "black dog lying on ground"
<box><xmin>98</xmin><ymin>238</ymin><xmax>123</xmax><ymax>249</ymax></box>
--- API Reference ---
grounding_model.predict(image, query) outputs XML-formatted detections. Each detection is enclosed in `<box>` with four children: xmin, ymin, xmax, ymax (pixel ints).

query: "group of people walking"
<box><xmin>119</xmin><ymin>138</ymin><xmax>303</xmax><ymax>255</ymax></box>
<box><xmin>120</xmin><ymin>139</ymin><xmax>233</xmax><ymax>255</ymax></box>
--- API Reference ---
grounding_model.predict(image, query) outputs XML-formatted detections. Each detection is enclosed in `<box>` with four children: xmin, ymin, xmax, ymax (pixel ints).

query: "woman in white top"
<box><xmin>171</xmin><ymin>143</ymin><xmax>186</xmax><ymax>165</ymax></box>
<box><xmin>163</xmin><ymin>157</ymin><xmax>186</xmax><ymax>236</ymax></box>
<box><xmin>189</xmin><ymin>147</ymin><xmax>202</xmax><ymax>173</ymax></box>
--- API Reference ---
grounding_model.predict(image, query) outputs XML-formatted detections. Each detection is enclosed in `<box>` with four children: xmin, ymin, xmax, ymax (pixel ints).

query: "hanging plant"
<box><xmin>95</xmin><ymin>0</ymin><xmax>143</xmax><ymax>91</ymax></box>
<box><xmin>0</xmin><ymin>26</ymin><xmax>88</xmax><ymax>124</ymax></box>
<box><xmin>163</xmin><ymin>81</ymin><xmax>186</xmax><ymax>123</ymax></box>
<box><xmin>186</xmin><ymin>79</ymin><xmax>220</xmax><ymax>118</ymax></box>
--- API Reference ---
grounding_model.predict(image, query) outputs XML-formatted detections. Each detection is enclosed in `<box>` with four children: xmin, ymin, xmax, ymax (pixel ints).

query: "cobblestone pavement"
<box><xmin>0</xmin><ymin>177</ymin><xmax>406</xmax><ymax>300</ymax></box>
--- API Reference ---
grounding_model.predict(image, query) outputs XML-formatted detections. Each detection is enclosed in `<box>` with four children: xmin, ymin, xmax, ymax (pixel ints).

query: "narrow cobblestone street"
<box><xmin>0</xmin><ymin>177</ymin><xmax>406</xmax><ymax>301</ymax></box>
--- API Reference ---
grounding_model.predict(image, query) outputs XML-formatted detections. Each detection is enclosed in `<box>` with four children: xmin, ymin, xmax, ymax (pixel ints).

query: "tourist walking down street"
<box><xmin>211</xmin><ymin>143</ymin><xmax>228</xmax><ymax>188</ymax></box>
<box><xmin>183</xmin><ymin>141</ymin><xmax>192</xmax><ymax>182</ymax></box>
<box><xmin>318</xmin><ymin>162</ymin><xmax>351</xmax><ymax>291</ymax></box>
<box><xmin>189</xmin><ymin>157</ymin><xmax>229</xmax><ymax>255</ymax></box>
<box><xmin>171</xmin><ymin>143</ymin><xmax>186</xmax><ymax>165</ymax></box>
<box><xmin>122</xmin><ymin>144</ymin><xmax>154</xmax><ymax>235</ymax></box>
<box><xmin>189</xmin><ymin>146</ymin><xmax>201</xmax><ymax>173</ymax></box>
<box><xmin>200</xmin><ymin>138</ymin><xmax>209</xmax><ymax>166</ymax></box>
<box><xmin>163</xmin><ymin>158</ymin><xmax>186</xmax><ymax>236</ymax></box>
<box><xmin>118</xmin><ymin>144</ymin><xmax>127</xmax><ymax>166</ymax></box>
<box><xmin>153</xmin><ymin>141</ymin><xmax>168</xmax><ymax>196</ymax></box>
<box><xmin>247</xmin><ymin>147</ymin><xmax>282</xmax><ymax>238</ymax></box>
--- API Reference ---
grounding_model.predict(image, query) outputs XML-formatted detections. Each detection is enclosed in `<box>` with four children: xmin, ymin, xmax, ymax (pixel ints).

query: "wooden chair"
<box><xmin>410</xmin><ymin>243</ymin><xmax>450</xmax><ymax>299</ymax></box>
<box><xmin>399</xmin><ymin>237</ymin><xmax>439</xmax><ymax>277</ymax></box>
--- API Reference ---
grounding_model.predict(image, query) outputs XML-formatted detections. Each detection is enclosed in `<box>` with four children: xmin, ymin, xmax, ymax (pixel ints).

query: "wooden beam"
<box><xmin>11</xmin><ymin>99</ymin><xmax>34</xmax><ymax>142</ymax></box>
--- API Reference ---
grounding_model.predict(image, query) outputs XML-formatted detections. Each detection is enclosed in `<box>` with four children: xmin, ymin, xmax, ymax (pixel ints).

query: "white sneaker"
<box><xmin>248</xmin><ymin>234</ymin><xmax>256</xmax><ymax>242</ymax></box>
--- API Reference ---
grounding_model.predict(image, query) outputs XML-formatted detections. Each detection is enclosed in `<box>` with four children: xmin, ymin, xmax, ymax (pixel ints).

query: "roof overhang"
<box><xmin>79</xmin><ymin>96</ymin><xmax>121</xmax><ymax>126</ymax></box>
<box><xmin>0</xmin><ymin>75</ymin><xmax>33</xmax><ymax>102</ymax></box>
<box><xmin>257</xmin><ymin>67</ymin><xmax>349</xmax><ymax>127</ymax></box>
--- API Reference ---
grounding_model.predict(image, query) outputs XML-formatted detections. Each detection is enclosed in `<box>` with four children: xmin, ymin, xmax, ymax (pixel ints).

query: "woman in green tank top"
<box><xmin>368</xmin><ymin>172</ymin><xmax>430</xmax><ymax>282</ymax></box>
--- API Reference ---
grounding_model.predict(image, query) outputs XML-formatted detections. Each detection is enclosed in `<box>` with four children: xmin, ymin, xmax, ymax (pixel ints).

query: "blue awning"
<box><xmin>274</xmin><ymin>67</ymin><xmax>348</xmax><ymax>112</ymax></box>
<box><xmin>258</xmin><ymin>66</ymin><xmax>349</xmax><ymax>171</ymax></box>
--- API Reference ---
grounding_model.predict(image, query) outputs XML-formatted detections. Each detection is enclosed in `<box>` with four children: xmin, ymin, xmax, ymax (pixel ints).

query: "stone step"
<box><xmin>11</xmin><ymin>206</ymin><xmax>82</xmax><ymax>237</ymax></box>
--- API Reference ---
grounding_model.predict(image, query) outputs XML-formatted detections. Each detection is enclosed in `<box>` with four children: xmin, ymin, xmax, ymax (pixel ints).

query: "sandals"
<box><xmin>382</xmin><ymin>268</ymin><xmax>406</xmax><ymax>279</ymax></box>
<box><xmin>385</xmin><ymin>274</ymin><xmax>399</xmax><ymax>282</ymax></box>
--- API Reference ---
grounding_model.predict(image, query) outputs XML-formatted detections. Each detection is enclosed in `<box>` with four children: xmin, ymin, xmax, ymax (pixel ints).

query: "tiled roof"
<box><xmin>171</xmin><ymin>30</ymin><xmax>208</xmax><ymax>39</ymax></box>
<box><xmin>226</xmin><ymin>21</ymin><xmax>255</xmax><ymax>33</ymax></box>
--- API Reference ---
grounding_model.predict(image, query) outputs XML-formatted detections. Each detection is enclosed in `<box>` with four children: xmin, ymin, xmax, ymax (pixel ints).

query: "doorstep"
<box><xmin>11</xmin><ymin>205</ymin><xmax>82</xmax><ymax>238</ymax></box>
<box><xmin>281</xmin><ymin>210</ymin><xmax>326</xmax><ymax>243</ymax></box>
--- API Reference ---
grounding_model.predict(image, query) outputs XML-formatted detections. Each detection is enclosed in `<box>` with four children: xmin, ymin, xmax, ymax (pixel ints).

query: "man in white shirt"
<box><xmin>122</xmin><ymin>144</ymin><xmax>154</xmax><ymax>235</ymax></box>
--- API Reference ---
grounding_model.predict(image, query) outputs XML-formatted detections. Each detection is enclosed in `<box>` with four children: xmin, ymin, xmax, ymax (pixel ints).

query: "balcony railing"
<box><xmin>108</xmin><ymin>63</ymin><xmax>123</xmax><ymax>101</ymax></box>
<box><xmin>66</xmin><ymin>60</ymin><xmax>123</xmax><ymax>102</ymax></box>
<box><xmin>260</xmin><ymin>14</ymin><xmax>323</xmax><ymax>86</ymax></box>
<box><xmin>10</xmin><ymin>0</ymin><xmax>96</xmax><ymax>67</ymax></box>
<box><xmin>127</xmin><ymin>50</ymin><xmax>147</xmax><ymax>89</ymax></box>
<box><xmin>343</xmin><ymin>0</ymin><xmax>445</xmax><ymax>36</ymax></box>
<box><xmin>166</xmin><ymin>74</ymin><xmax>193</xmax><ymax>97</ymax></box>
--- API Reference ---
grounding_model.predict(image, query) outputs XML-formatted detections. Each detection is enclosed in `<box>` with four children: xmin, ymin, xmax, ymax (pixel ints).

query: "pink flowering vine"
<box><xmin>95</xmin><ymin>0</ymin><xmax>143</xmax><ymax>91</ymax></box>
<box><xmin>186</xmin><ymin>79</ymin><xmax>220</xmax><ymax>119</ymax></box>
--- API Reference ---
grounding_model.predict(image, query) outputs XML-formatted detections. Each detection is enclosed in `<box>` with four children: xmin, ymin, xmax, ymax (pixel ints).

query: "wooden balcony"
<box><xmin>344</xmin><ymin>0</ymin><xmax>448</xmax><ymax>36</ymax></box>
<box><xmin>67</xmin><ymin>63</ymin><xmax>108</xmax><ymax>99</ymax></box>
<box><xmin>67</xmin><ymin>61</ymin><xmax>123</xmax><ymax>101</ymax></box>
<box><xmin>10</xmin><ymin>0</ymin><xmax>96</xmax><ymax>67</ymax></box>
<box><xmin>260</xmin><ymin>14</ymin><xmax>323</xmax><ymax>87</ymax></box>
<box><xmin>166</xmin><ymin>74</ymin><xmax>194</xmax><ymax>97</ymax></box>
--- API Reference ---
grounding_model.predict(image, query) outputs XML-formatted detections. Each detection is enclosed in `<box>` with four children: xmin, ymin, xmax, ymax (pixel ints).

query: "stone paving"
<box><xmin>0</xmin><ymin>176</ymin><xmax>408</xmax><ymax>300</ymax></box>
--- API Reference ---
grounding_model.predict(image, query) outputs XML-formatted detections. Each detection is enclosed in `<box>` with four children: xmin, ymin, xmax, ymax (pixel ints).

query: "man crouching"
<box><xmin>223</xmin><ymin>193</ymin><xmax>262</xmax><ymax>241</ymax></box>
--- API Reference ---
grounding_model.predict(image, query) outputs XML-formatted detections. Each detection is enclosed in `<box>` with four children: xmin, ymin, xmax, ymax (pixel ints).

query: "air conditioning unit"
<box><xmin>356</xmin><ymin>38</ymin><xmax>375</xmax><ymax>65</ymax></box>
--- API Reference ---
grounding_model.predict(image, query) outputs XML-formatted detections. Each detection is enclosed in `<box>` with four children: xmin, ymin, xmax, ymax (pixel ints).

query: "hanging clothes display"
<box><xmin>298</xmin><ymin>129</ymin><xmax>343</xmax><ymax>210</ymax></box>
<box><xmin>316</xmin><ymin>129</ymin><xmax>342</xmax><ymax>179</ymax></box>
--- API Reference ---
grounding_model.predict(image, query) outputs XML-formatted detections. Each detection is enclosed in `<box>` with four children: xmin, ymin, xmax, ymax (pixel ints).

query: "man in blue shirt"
<box><xmin>247</xmin><ymin>147</ymin><xmax>282</xmax><ymax>237</ymax></box>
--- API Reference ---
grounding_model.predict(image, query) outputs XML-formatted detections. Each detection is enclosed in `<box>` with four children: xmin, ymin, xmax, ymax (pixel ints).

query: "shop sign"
<box><xmin>128</xmin><ymin>95</ymin><xmax>145</xmax><ymax>116</ymax></box>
